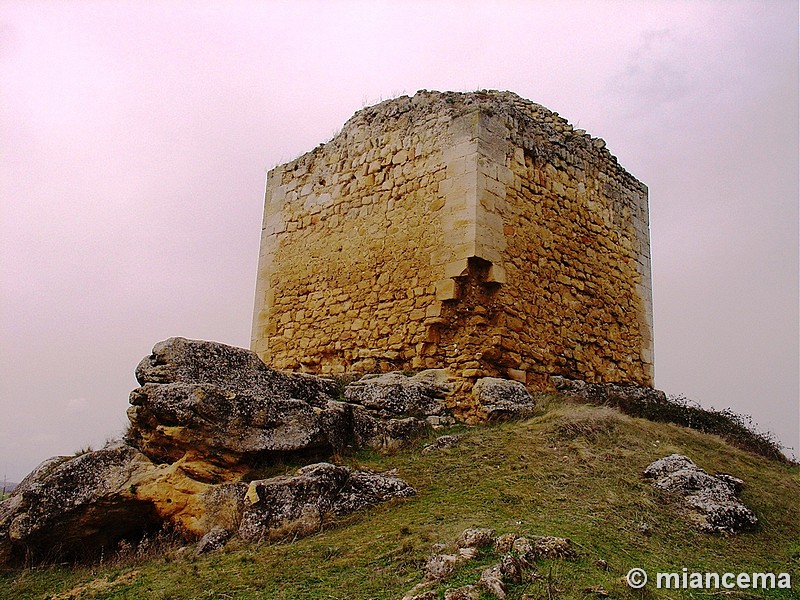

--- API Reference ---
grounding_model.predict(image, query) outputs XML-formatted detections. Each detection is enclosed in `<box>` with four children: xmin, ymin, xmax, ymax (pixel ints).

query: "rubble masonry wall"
<box><xmin>252</xmin><ymin>91</ymin><xmax>653</xmax><ymax>399</ymax></box>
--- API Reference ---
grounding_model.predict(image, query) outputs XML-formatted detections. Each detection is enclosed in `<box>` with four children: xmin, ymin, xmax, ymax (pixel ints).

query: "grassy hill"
<box><xmin>2</xmin><ymin>397</ymin><xmax>798</xmax><ymax>599</ymax></box>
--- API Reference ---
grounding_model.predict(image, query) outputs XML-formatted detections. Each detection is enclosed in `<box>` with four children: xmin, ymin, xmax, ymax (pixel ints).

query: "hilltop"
<box><xmin>3</xmin><ymin>396</ymin><xmax>797</xmax><ymax>599</ymax></box>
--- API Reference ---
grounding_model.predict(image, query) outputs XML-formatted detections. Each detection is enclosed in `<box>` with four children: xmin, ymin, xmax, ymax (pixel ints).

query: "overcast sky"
<box><xmin>1</xmin><ymin>1</ymin><xmax>797</xmax><ymax>482</ymax></box>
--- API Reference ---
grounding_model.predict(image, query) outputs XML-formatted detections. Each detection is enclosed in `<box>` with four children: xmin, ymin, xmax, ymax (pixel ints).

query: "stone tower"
<box><xmin>252</xmin><ymin>90</ymin><xmax>654</xmax><ymax>389</ymax></box>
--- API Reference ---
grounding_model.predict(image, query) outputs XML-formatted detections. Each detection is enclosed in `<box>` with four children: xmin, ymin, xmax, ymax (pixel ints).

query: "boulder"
<box><xmin>135</xmin><ymin>337</ymin><xmax>336</xmax><ymax>402</ymax></box>
<box><xmin>0</xmin><ymin>444</ymin><xmax>160</xmax><ymax>564</ymax></box>
<box><xmin>552</xmin><ymin>375</ymin><xmax>667</xmax><ymax>405</ymax></box>
<box><xmin>525</xmin><ymin>536</ymin><xmax>577</xmax><ymax>560</ymax></box>
<box><xmin>196</xmin><ymin>526</ymin><xmax>232</xmax><ymax>554</ymax></box>
<box><xmin>644</xmin><ymin>454</ymin><xmax>758</xmax><ymax>534</ymax></box>
<box><xmin>128</xmin><ymin>339</ymin><xmax>446</xmax><ymax>473</ymax></box>
<box><xmin>127</xmin><ymin>337</ymin><xmax>348</xmax><ymax>472</ymax></box>
<box><xmin>493</xmin><ymin>533</ymin><xmax>519</xmax><ymax>553</ymax></box>
<box><xmin>476</xmin><ymin>555</ymin><xmax>525</xmax><ymax>598</ymax></box>
<box><xmin>472</xmin><ymin>377</ymin><xmax>537</xmax><ymax>421</ymax></box>
<box><xmin>238</xmin><ymin>463</ymin><xmax>415</xmax><ymax>542</ymax></box>
<box><xmin>478</xmin><ymin>564</ymin><xmax>507</xmax><ymax>598</ymax></box>
<box><xmin>344</xmin><ymin>370</ymin><xmax>453</xmax><ymax>417</ymax></box>
<box><xmin>350</xmin><ymin>405</ymin><xmax>430</xmax><ymax>451</ymax></box>
<box><xmin>456</xmin><ymin>527</ymin><xmax>496</xmax><ymax>549</ymax></box>
<box><xmin>423</xmin><ymin>553</ymin><xmax>459</xmax><ymax>580</ymax></box>
<box><xmin>498</xmin><ymin>554</ymin><xmax>525</xmax><ymax>582</ymax></box>
<box><xmin>2</xmin><ymin>338</ymin><xmax>450</xmax><ymax>566</ymax></box>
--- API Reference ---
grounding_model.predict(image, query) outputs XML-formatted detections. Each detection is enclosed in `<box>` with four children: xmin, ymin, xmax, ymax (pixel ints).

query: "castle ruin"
<box><xmin>252</xmin><ymin>90</ymin><xmax>653</xmax><ymax>391</ymax></box>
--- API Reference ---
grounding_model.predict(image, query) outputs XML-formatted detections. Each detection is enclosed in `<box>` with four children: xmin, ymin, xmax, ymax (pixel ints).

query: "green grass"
<box><xmin>2</xmin><ymin>399</ymin><xmax>798</xmax><ymax>599</ymax></box>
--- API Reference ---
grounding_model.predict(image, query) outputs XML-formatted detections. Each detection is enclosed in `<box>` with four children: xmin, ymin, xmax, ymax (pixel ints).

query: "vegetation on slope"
<box><xmin>2</xmin><ymin>397</ymin><xmax>798</xmax><ymax>599</ymax></box>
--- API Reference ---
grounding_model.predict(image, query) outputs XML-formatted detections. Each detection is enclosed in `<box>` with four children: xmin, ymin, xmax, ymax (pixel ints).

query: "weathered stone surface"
<box><xmin>408</xmin><ymin>527</ymin><xmax>572</xmax><ymax>599</ymax></box>
<box><xmin>344</xmin><ymin>370</ymin><xmax>453</xmax><ymax>417</ymax></box>
<box><xmin>0</xmin><ymin>444</ymin><xmax>159</xmax><ymax>564</ymax></box>
<box><xmin>493</xmin><ymin>533</ymin><xmax>519</xmax><ymax>553</ymax></box>
<box><xmin>444</xmin><ymin>585</ymin><xmax>479</xmax><ymax>600</ymax></box>
<box><xmin>552</xmin><ymin>376</ymin><xmax>667</xmax><ymax>405</ymax></box>
<box><xmin>457</xmin><ymin>547</ymin><xmax>479</xmax><ymax>560</ymax></box>
<box><xmin>478</xmin><ymin>565</ymin><xmax>507</xmax><ymax>598</ymax></box>
<box><xmin>424</xmin><ymin>553</ymin><xmax>459</xmax><ymax>580</ymax></box>
<box><xmin>196</xmin><ymin>526</ymin><xmax>231</xmax><ymax>554</ymax></box>
<box><xmin>350</xmin><ymin>405</ymin><xmax>429</xmax><ymax>451</ymax></box>
<box><xmin>401</xmin><ymin>582</ymin><xmax>436</xmax><ymax>600</ymax></box>
<box><xmin>135</xmin><ymin>337</ymin><xmax>336</xmax><ymax>401</ymax></box>
<box><xmin>127</xmin><ymin>338</ymin><xmax>345</xmax><ymax>471</ymax></box>
<box><xmin>498</xmin><ymin>554</ymin><xmax>525</xmax><ymax>582</ymax></box>
<box><xmin>511</xmin><ymin>537</ymin><xmax>532</xmax><ymax>555</ymax></box>
<box><xmin>128</xmin><ymin>339</ymin><xmax>446</xmax><ymax>472</ymax></box>
<box><xmin>472</xmin><ymin>377</ymin><xmax>537</xmax><ymax>421</ymax></box>
<box><xmin>525</xmin><ymin>536</ymin><xmax>577</xmax><ymax>560</ymax></box>
<box><xmin>238</xmin><ymin>463</ymin><xmax>414</xmax><ymax>542</ymax></box>
<box><xmin>644</xmin><ymin>454</ymin><xmax>758</xmax><ymax>534</ymax></box>
<box><xmin>456</xmin><ymin>527</ymin><xmax>496</xmax><ymax>549</ymax></box>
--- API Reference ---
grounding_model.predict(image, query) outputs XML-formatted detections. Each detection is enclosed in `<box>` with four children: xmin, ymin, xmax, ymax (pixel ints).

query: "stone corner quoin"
<box><xmin>251</xmin><ymin>89</ymin><xmax>654</xmax><ymax>391</ymax></box>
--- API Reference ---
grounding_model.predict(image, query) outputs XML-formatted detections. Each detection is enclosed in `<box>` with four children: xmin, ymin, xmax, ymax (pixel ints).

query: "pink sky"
<box><xmin>1</xmin><ymin>1</ymin><xmax>797</xmax><ymax>481</ymax></box>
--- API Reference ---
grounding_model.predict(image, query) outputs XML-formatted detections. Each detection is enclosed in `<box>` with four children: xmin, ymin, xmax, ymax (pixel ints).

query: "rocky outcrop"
<box><xmin>0</xmin><ymin>338</ymin><xmax>429</xmax><ymax>565</ymax></box>
<box><xmin>552</xmin><ymin>375</ymin><xmax>667</xmax><ymax>405</ymax></box>
<box><xmin>0</xmin><ymin>444</ymin><xmax>159</xmax><ymax>564</ymax></box>
<box><xmin>644</xmin><ymin>454</ymin><xmax>758</xmax><ymax>534</ymax></box>
<box><xmin>127</xmin><ymin>337</ymin><xmax>345</xmax><ymax>475</ymax></box>
<box><xmin>238</xmin><ymin>463</ymin><xmax>415</xmax><ymax>542</ymax></box>
<box><xmin>472</xmin><ymin>377</ymin><xmax>537</xmax><ymax>421</ymax></box>
<box><xmin>126</xmin><ymin>339</ymin><xmax>463</xmax><ymax>478</ymax></box>
<box><xmin>404</xmin><ymin>528</ymin><xmax>576</xmax><ymax>600</ymax></box>
<box><xmin>2</xmin><ymin>337</ymin><xmax>549</xmax><ymax>566</ymax></box>
<box><xmin>345</xmin><ymin>370</ymin><xmax>456</xmax><ymax>449</ymax></box>
<box><xmin>344</xmin><ymin>370</ymin><xmax>453</xmax><ymax>418</ymax></box>
<box><xmin>196</xmin><ymin>527</ymin><xmax>233</xmax><ymax>555</ymax></box>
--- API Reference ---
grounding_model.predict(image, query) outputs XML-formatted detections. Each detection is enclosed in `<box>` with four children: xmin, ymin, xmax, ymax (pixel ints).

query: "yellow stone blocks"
<box><xmin>251</xmin><ymin>91</ymin><xmax>654</xmax><ymax>389</ymax></box>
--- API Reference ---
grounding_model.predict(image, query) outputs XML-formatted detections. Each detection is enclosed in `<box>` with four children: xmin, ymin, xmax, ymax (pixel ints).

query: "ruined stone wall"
<box><xmin>252</xmin><ymin>91</ymin><xmax>654</xmax><ymax>391</ymax></box>
<box><xmin>252</xmin><ymin>96</ymin><xmax>455</xmax><ymax>374</ymax></box>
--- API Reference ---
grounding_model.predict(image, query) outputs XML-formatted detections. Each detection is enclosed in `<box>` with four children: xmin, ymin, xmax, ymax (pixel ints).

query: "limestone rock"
<box><xmin>344</xmin><ymin>370</ymin><xmax>453</xmax><ymax>417</ymax></box>
<box><xmin>196</xmin><ymin>526</ymin><xmax>231</xmax><ymax>554</ymax></box>
<box><xmin>493</xmin><ymin>532</ymin><xmax>519</xmax><ymax>553</ymax></box>
<box><xmin>552</xmin><ymin>376</ymin><xmax>667</xmax><ymax>405</ymax></box>
<box><xmin>511</xmin><ymin>536</ymin><xmax>533</xmax><ymax>555</ymax></box>
<box><xmin>478</xmin><ymin>564</ymin><xmax>507</xmax><ymax>598</ymax></box>
<box><xmin>498</xmin><ymin>554</ymin><xmax>525</xmax><ymax>582</ymax></box>
<box><xmin>525</xmin><ymin>536</ymin><xmax>577</xmax><ymax>560</ymax></box>
<box><xmin>135</xmin><ymin>337</ymin><xmax>336</xmax><ymax>403</ymax></box>
<box><xmin>238</xmin><ymin>463</ymin><xmax>414</xmax><ymax>542</ymax></box>
<box><xmin>424</xmin><ymin>553</ymin><xmax>459</xmax><ymax>580</ymax></box>
<box><xmin>472</xmin><ymin>377</ymin><xmax>537</xmax><ymax>421</ymax></box>
<box><xmin>350</xmin><ymin>405</ymin><xmax>429</xmax><ymax>451</ymax></box>
<box><xmin>444</xmin><ymin>585</ymin><xmax>479</xmax><ymax>599</ymax></box>
<box><xmin>457</xmin><ymin>547</ymin><xmax>479</xmax><ymax>560</ymax></box>
<box><xmin>644</xmin><ymin>454</ymin><xmax>757</xmax><ymax>534</ymax></box>
<box><xmin>127</xmin><ymin>337</ymin><xmax>346</xmax><ymax>471</ymax></box>
<box><xmin>401</xmin><ymin>581</ymin><xmax>436</xmax><ymax>600</ymax></box>
<box><xmin>128</xmin><ymin>339</ymin><xmax>443</xmax><ymax>472</ymax></box>
<box><xmin>0</xmin><ymin>444</ymin><xmax>159</xmax><ymax>564</ymax></box>
<box><xmin>456</xmin><ymin>527</ymin><xmax>496</xmax><ymax>549</ymax></box>
<box><xmin>334</xmin><ymin>468</ymin><xmax>416</xmax><ymax>514</ymax></box>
